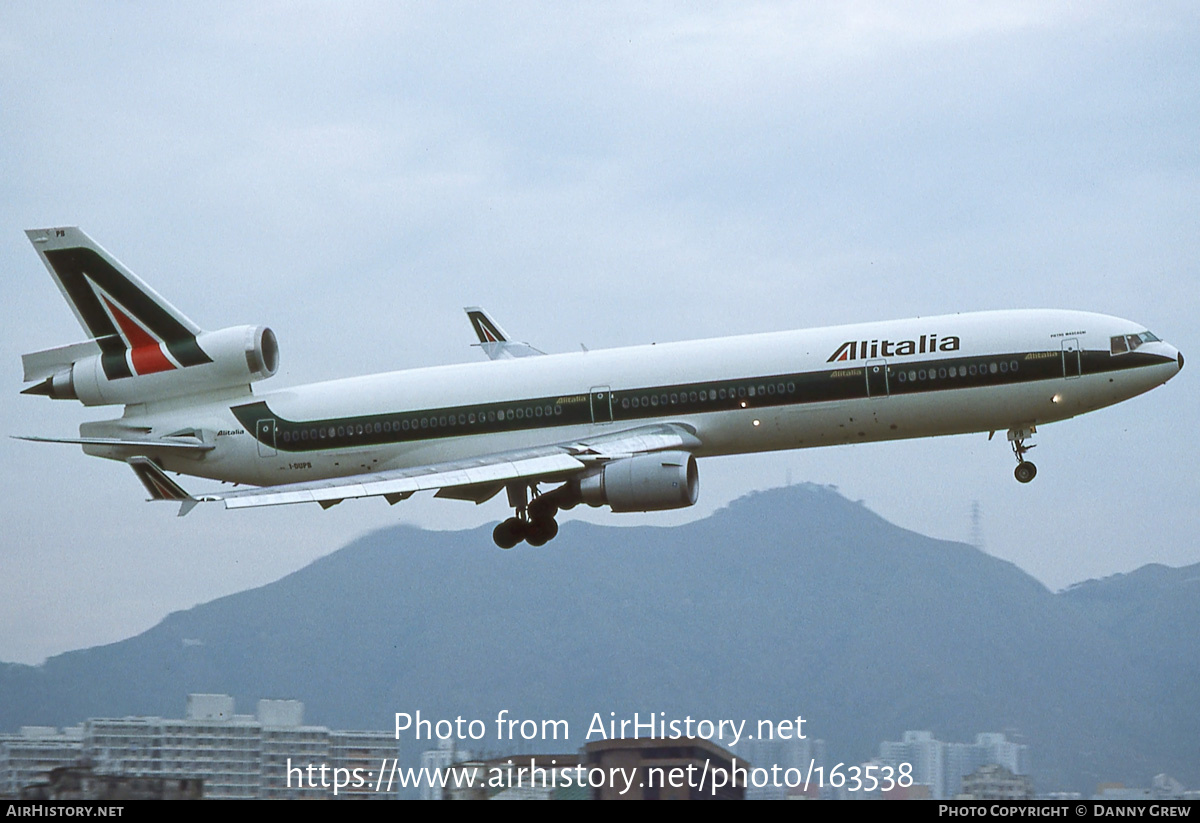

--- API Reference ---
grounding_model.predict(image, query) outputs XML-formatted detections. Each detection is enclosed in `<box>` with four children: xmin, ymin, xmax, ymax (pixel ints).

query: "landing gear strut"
<box><xmin>492</xmin><ymin>482</ymin><xmax>580</xmax><ymax>548</ymax></box>
<box><xmin>1007</xmin><ymin>427</ymin><xmax>1037</xmax><ymax>484</ymax></box>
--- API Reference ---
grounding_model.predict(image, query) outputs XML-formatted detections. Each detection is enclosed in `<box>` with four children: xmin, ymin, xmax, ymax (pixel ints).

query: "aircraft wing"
<box><xmin>189</xmin><ymin>423</ymin><xmax>700</xmax><ymax>514</ymax></box>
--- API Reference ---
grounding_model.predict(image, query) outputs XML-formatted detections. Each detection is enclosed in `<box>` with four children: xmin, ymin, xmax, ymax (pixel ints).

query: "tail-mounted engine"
<box><xmin>23</xmin><ymin>325</ymin><xmax>279</xmax><ymax>406</ymax></box>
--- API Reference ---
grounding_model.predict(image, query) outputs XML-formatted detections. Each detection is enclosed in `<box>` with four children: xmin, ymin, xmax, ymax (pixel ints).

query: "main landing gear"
<box><xmin>492</xmin><ymin>482</ymin><xmax>580</xmax><ymax>549</ymax></box>
<box><xmin>1007</xmin><ymin>427</ymin><xmax>1037</xmax><ymax>484</ymax></box>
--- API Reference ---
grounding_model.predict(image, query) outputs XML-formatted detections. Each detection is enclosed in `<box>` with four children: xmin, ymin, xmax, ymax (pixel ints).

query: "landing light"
<box><xmin>1052</xmin><ymin>394</ymin><xmax>1062</xmax><ymax>404</ymax></box>
<box><xmin>753</xmin><ymin>419</ymin><xmax>761</xmax><ymax>427</ymax></box>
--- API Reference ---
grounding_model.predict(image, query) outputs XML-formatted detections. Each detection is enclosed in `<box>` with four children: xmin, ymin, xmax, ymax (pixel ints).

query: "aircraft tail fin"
<box><xmin>127</xmin><ymin>456</ymin><xmax>199</xmax><ymax>516</ymax></box>
<box><xmin>463</xmin><ymin>307</ymin><xmax>544</xmax><ymax>359</ymax></box>
<box><xmin>24</xmin><ymin>228</ymin><xmax>211</xmax><ymax>380</ymax></box>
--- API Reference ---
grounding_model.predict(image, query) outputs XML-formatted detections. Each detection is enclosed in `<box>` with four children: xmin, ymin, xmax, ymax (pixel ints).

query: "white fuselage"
<box><xmin>96</xmin><ymin>309</ymin><xmax>1181</xmax><ymax>489</ymax></box>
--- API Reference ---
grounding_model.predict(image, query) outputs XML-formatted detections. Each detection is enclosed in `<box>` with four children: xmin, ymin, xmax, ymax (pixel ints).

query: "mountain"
<box><xmin>1</xmin><ymin>484</ymin><xmax>1195</xmax><ymax>793</ymax></box>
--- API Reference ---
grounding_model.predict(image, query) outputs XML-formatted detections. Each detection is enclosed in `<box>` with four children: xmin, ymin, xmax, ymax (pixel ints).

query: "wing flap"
<box><xmin>198</xmin><ymin>422</ymin><xmax>700</xmax><ymax>511</ymax></box>
<box><xmin>213</xmin><ymin>452</ymin><xmax>585</xmax><ymax>510</ymax></box>
<box><xmin>576</xmin><ymin>430</ymin><xmax>700</xmax><ymax>458</ymax></box>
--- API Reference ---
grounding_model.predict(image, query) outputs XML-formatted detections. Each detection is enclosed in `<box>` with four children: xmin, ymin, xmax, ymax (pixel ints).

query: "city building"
<box><xmin>583</xmin><ymin>738</ymin><xmax>746</xmax><ymax>800</ymax></box>
<box><xmin>0</xmin><ymin>694</ymin><xmax>400</xmax><ymax>800</ymax></box>
<box><xmin>426</xmin><ymin>738</ymin><xmax>748</xmax><ymax>800</ymax></box>
<box><xmin>419</xmin><ymin>739</ymin><xmax>473</xmax><ymax>801</ymax></box>
<box><xmin>880</xmin><ymin>731</ymin><xmax>945</xmax><ymax>800</ymax></box>
<box><xmin>958</xmin><ymin>763</ymin><xmax>1033</xmax><ymax>800</ymax></box>
<box><xmin>878</xmin><ymin>730</ymin><xmax>1031</xmax><ymax>800</ymax></box>
<box><xmin>0</xmin><ymin>726</ymin><xmax>84</xmax><ymax>798</ymax></box>
<box><xmin>444</xmin><ymin>754</ymin><xmax>586</xmax><ymax>800</ymax></box>
<box><xmin>729</xmin><ymin>734</ymin><xmax>826</xmax><ymax>800</ymax></box>
<box><xmin>20</xmin><ymin>764</ymin><xmax>202</xmax><ymax>800</ymax></box>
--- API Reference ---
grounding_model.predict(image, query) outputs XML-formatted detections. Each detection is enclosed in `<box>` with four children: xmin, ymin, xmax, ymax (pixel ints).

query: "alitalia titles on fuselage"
<box><xmin>827</xmin><ymin>334</ymin><xmax>961</xmax><ymax>363</ymax></box>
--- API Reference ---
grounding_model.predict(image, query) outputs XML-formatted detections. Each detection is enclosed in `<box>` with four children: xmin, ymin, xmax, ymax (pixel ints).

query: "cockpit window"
<box><xmin>1112</xmin><ymin>331</ymin><xmax>1160</xmax><ymax>355</ymax></box>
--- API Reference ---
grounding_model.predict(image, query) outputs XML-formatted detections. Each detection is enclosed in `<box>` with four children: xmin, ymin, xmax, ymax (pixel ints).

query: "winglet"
<box><xmin>463</xmin><ymin>307</ymin><xmax>544</xmax><ymax>359</ymax></box>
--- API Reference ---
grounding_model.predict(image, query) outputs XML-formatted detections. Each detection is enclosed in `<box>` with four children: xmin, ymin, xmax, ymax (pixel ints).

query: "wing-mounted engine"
<box><xmin>23</xmin><ymin>324</ymin><xmax>279</xmax><ymax>406</ymax></box>
<box><xmin>579</xmin><ymin>450</ymin><xmax>699</xmax><ymax>512</ymax></box>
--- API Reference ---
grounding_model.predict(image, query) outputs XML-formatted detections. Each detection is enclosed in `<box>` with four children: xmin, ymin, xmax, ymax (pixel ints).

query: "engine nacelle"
<box><xmin>579</xmin><ymin>451</ymin><xmax>699</xmax><ymax>513</ymax></box>
<box><xmin>34</xmin><ymin>325</ymin><xmax>279</xmax><ymax>406</ymax></box>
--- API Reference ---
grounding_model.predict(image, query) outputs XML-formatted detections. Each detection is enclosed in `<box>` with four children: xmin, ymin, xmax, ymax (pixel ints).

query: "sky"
<box><xmin>1</xmin><ymin>2</ymin><xmax>1197</xmax><ymax>665</ymax></box>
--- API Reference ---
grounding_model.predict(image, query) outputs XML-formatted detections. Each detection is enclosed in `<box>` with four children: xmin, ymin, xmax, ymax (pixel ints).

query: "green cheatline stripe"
<box><xmin>231</xmin><ymin>348</ymin><xmax>1171</xmax><ymax>454</ymax></box>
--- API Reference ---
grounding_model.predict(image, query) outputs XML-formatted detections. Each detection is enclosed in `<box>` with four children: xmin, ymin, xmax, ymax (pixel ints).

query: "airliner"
<box><xmin>18</xmin><ymin>227</ymin><xmax>1184</xmax><ymax>548</ymax></box>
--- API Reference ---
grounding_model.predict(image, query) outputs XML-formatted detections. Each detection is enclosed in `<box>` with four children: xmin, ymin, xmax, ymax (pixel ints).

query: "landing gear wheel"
<box><xmin>496</xmin><ymin>482</ymin><xmax>571</xmax><ymax>548</ymax></box>
<box><xmin>493</xmin><ymin>517</ymin><xmax>526</xmax><ymax>549</ymax></box>
<box><xmin>1014</xmin><ymin>462</ymin><xmax>1037</xmax><ymax>484</ymax></box>
<box><xmin>1007</xmin><ymin>428</ymin><xmax>1038</xmax><ymax>484</ymax></box>
<box><xmin>528</xmin><ymin>497</ymin><xmax>559</xmax><ymax>522</ymax></box>
<box><xmin>524</xmin><ymin>517</ymin><xmax>559</xmax><ymax>547</ymax></box>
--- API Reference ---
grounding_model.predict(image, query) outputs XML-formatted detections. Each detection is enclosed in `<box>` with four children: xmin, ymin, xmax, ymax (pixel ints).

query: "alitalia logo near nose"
<box><xmin>827</xmin><ymin>334</ymin><xmax>961</xmax><ymax>362</ymax></box>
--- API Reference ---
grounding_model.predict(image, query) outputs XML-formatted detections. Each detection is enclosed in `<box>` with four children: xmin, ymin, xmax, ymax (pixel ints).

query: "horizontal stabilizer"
<box><xmin>14</xmin><ymin>435</ymin><xmax>214</xmax><ymax>452</ymax></box>
<box><xmin>22</xmin><ymin>338</ymin><xmax>105</xmax><ymax>383</ymax></box>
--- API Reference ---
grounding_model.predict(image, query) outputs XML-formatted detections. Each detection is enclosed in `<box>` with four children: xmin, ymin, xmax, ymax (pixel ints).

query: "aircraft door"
<box><xmin>256</xmin><ymin>418</ymin><xmax>277</xmax><ymax>457</ymax></box>
<box><xmin>866</xmin><ymin>359</ymin><xmax>890</xmax><ymax>397</ymax></box>
<box><xmin>1062</xmin><ymin>338</ymin><xmax>1081</xmax><ymax>379</ymax></box>
<box><xmin>590</xmin><ymin>386</ymin><xmax>613</xmax><ymax>424</ymax></box>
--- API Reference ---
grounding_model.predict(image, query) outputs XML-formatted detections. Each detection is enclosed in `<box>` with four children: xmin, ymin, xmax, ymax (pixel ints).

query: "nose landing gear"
<box><xmin>1014</xmin><ymin>460</ymin><xmax>1037</xmax><ymax>484</ymax></box>
<box><xmin>1008</xmin><ymin>427</ymin><xmax>1037</xmax><ymax>484</ymax></box>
